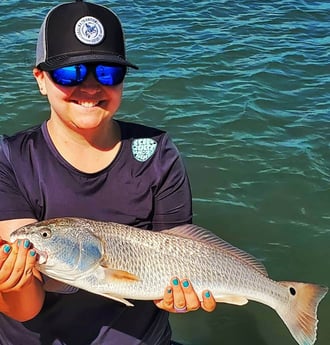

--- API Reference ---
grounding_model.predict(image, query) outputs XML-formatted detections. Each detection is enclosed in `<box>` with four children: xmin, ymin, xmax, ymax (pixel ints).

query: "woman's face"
<box><xmin>33</xmin><ymin>67</ymin><xmax>123</xmax><ymax>131</ymax></box>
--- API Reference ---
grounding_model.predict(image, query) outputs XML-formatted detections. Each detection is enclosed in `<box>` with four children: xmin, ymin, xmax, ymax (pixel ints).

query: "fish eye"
<box><xmin>289</xmin><ymin>287</ymin><xmax>296</xmax><ymax>296</ymax></box>
<box><xmin>39</xmin><ymin>227</ymin><xmax>52</xmax><ymax>239</ymax></box>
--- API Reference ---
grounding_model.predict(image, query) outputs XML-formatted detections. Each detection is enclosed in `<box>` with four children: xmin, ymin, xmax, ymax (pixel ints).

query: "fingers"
<box><xmin>0</xmin><ymin>243</ymin><xmax>12</xmax><ymax>270</ymax></box>
<box><xmin>0</xmin><ymin>240</ymin><xmax>38</xmax><ymax>292</ymax></box>
<box><xmin>154</xmin><ymin>277</ymin><xmax>189</xmax><ymax>313</ymax></box>
<box><xmin>155</xmin><ymin>277</ymin><xmax>216</xmax><ymax>314</ymax></box>
<box><xmin>154</xmin><ymin>285</ymin><xmax>174</xmax><ymax>311</ymax></box>
<box><xmin>175</xmin><ymin>278</ymin><xmax>200</xmax><ymax>312</ymax></box>
<box><xmin>201</xmin><ymin>290</ymin><xmax>217</xmax><ymax>312</ymax></box>
<box><xmin>12</xmin><ymin>240</ymin><xmax>38</xmax><ymax>289</ymax></box>
<box><xmin>0</xmin><ymin>243</ymin><xmax>18</xmax><ymax>284</ymax></box>
<box><xmin>171</xmin><ymin>277</ymin><xmax>187</xmax><ymax>311</ymax></box>
<box><xmin>12</xmin><ymin>248</ymin><xmax>37</xmax><ymax>290</ymax></box>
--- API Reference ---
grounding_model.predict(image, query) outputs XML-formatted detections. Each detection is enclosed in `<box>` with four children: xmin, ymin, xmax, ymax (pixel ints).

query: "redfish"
<box><xmin>10</xmin><ymin>217</ymin><xmax>328</xmax><ymax>345</ymax></box>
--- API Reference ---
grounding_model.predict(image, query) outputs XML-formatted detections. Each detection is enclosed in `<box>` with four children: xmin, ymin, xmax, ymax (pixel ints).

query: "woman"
<box><xmin>0</xmin><ymin>1</ymin><xmax>216</xmax><ymax>344</ymax></box>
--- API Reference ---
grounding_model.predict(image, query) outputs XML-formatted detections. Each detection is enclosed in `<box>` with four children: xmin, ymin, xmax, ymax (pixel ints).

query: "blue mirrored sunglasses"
<box><xmin>49</xmin><ymin>64</ymin><xmax>127</xmax><ymax>87</ymax></box>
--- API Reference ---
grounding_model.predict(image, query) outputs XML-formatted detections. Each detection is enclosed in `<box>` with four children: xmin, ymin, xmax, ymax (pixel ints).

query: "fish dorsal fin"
<box><xmin>162</xmin><ymin>224</ymin><xmax>268</xmax><ymax>276</ymax></box>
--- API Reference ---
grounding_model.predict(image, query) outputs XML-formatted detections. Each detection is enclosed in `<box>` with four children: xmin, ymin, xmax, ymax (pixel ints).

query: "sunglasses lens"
<box><xmin>51</xmin><ymin>65</ymin><xmax>88</xmax><ymax>86</ymax></box>
<box><xmin>95</xmin><ymin>65</ymin><xmax>126</xmax><ymax>86</ymax></box>
<box><xmin>50</xmin><ymin>64</ymin><xmax>126</xmax><ymax>86</ymax></box>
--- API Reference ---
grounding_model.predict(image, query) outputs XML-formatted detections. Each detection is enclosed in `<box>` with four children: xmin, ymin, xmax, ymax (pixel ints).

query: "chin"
<box><xmin>70</xmin><ymin>120</ymin><xmax>103</xmax><ymax>131</ymax></box>
<box><xmin>70</xmin><ymin>115</ymin><xmax>109</xmax><ymax>130</ymax></box>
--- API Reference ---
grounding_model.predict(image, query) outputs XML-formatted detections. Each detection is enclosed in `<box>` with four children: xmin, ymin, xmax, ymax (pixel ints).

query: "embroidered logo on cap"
<box><xmin>132</xmin><ymin>138</ymin><xmax>157</xmax><ymax>162</ymax></box>
<box><xmin>75</xmin><ymin>16</ymin><xmax>104</xmax><ymax>45</ymax></box>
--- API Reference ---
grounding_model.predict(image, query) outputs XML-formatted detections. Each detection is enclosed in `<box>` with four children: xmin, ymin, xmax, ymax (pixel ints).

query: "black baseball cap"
<box><xmin>36</xmin><ymin>0</ymin><xmax>138</xmax><ymax>71</ymax></box>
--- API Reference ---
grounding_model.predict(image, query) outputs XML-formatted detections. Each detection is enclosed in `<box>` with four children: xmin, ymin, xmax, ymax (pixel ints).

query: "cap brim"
<box><xmin>38</xmin><ymin>53</ymin><xmax>138</xmax><ymax>71</ymax></box>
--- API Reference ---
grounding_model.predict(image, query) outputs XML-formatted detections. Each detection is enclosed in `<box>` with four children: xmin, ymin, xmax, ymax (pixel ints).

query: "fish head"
<box><xmin>10</xmin><ymin>218</ymin><xmax>104</xmax><ymax>279</ymax></box>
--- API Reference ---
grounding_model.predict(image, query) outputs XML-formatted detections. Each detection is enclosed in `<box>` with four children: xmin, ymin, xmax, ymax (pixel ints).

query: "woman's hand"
<box><xmin>0</xmin><ymin>239</ymin><xmax>38</xmax><ymax>292</ymax></box>
<box><xmin>154</xmin><ymin>277</ymin><xmax>216</xmax><ymax>313</ymax></box>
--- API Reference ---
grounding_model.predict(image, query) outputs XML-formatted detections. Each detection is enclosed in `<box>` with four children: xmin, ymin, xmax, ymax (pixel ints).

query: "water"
<box><xmin>0</xmin><ymin>1</ymin><xmax>329</xmax><ymax>344</ymax></box>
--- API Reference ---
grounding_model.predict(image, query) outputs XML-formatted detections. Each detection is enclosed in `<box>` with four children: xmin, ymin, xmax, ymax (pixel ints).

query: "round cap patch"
<box><xmin>132</xmin><ymin>138</ymin><xmax>157</xmax><ymax>162</ymax></box>
<box><xmin>75</xmin><ymin>16</ymin><xmax>104</xmax><ymax>45</ymax></box>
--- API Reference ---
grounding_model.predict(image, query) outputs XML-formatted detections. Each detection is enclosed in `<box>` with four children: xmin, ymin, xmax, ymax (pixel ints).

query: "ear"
<box><xmin>33</xmin><ymin>68</ymin><xmax>47</xmax><ymax>96</ymax></box>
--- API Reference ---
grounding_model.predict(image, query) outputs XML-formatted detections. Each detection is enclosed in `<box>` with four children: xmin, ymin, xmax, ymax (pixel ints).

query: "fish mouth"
<box><xmin>34</xmin><ymin>248</ymin><xmax>48</xmax><ymax>265</ymax></box>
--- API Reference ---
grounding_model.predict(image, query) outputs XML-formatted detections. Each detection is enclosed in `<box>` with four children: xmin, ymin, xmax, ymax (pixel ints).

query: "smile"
<box><xmin>75</xmin><ymin>100</ymin><xmax>101</xmax><ymax>108</ymax></box>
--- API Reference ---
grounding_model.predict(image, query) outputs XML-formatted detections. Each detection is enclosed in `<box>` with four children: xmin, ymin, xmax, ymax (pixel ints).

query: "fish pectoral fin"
<box><xmin>100</xmin><ymin>257</ymin><xmax>140</xmax><ymax>282</ymax></box>
<box><xmin>43</xmin><ymin>278</ymin><xmax>79</xmax><ymax>294</ymax></box>
<box><xmin>214</xmin><ymin>294</ymin><xmax>249</xmax><ymax>306</ymax></box>
<box><xmin>105</xmin><ymin>268</ymin><xmax>140</xmax><ymax>282</ymax></box>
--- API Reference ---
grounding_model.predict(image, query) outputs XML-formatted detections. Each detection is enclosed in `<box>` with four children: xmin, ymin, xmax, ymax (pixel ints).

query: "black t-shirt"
<box><xmin>0</xmin><ymin>120</ymin><xmax>192</xmax><ymax>345</ymax></box>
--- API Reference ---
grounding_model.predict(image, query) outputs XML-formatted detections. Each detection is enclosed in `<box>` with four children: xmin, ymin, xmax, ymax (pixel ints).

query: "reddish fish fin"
<box><xmin>104</xmin><ymin>268</ymin><xmax>140</xmax><ymax>282</ymax></box>
<box><xmin>276</xmin><ymin>281</ymin><xmax>328</xmax><ymax>345</ymax></box>
<box><xmin>162</xmin><ymin>224</ymin><xmax>268</xmax><ymax>276</ymax></box>
<box><xmin>100</xmin><ymin>256</ymin><xmax>140</xmax><ymax>282</ymax></box>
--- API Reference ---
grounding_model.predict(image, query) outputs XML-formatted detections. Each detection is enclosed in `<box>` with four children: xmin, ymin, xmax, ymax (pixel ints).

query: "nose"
<box><xmin>78</xmin><ymin>72</ymin><xmax>101</xmax><ymax>93</ymax></box>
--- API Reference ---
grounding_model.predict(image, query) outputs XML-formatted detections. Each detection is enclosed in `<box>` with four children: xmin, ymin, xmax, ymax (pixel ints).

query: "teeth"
<box><xmin>77</xmin><ymin>101</ymin><xmax>99</xmax><ymax>108</ymax></box>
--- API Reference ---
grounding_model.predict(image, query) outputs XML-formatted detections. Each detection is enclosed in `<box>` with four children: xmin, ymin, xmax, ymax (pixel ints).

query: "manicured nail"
<box><xmin>30</xmin><ymin>250</ymin><xmax>36</xmax><ymax>257</ymax></box>
<box><xmin>24</xmin><ymin>240</ymin><xmax>30</xmax><ymax>249</ymax></box>
<box><xmin>17</xmin><ymin>240</ymin><xmax>21</xmax><ymax>247</ymax></box>
<box><xmin>3</xmin><ymin>244</ymin><xmax>11</xmax><ymax>254</ymax></box>
<box><xmin>205</xmin><ymin>291</ymin><xmax>211</xmax><ymax>298</ymax></box>
<box><xmin>172</xmin><ymin>278</ymin><xmax>179</xmax><ymax>286</ymax></box>
<box><xmin>167</xmin><ymin>288</ymin><xmax>172</xmax><ymax>294</ymax></box>
<box><xmin>182</xmin><ymin>280</ymin><xmax>189</xmax><ymax>288</ymax></box>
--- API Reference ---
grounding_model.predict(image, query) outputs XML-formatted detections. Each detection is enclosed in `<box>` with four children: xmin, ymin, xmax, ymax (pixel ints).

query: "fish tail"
<box><xmin>276</xmin><ymin>281</ymin><xmax>328</xmax><ymax>345</ymax></box>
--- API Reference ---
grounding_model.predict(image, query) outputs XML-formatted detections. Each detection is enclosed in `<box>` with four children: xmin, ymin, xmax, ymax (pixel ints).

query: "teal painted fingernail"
<box><xmin>205</xmin><ymin>291</ymin><xmax>211</xmax><ymax>298</ymax></box>
<box><xmin>172</xmin><ymin>278</ymin><xmax>179</xmax><ymax>286</ymax></box>
<box><xmin>30</xmin><ymin>250</ymin><xmax>36</xmax><ymax>257</ymax></box>
<box><xmin>182</xmin><ymin>280</ymin><xmax>189</xmax><ymax>288</ymax></box>
<box><xmin>167</xmin><ymin>288</ymin><xmax>172</xmax><ymax>294</ymax></box>
<box><xmin>24</xmin><ymin>240</ymin><xmax>30</xmax><ymax>249</ymax></box>
<box><xmin>17</xmin><ymin>240</ymin><xmax>21</xmax><ymax>247</ymax></box>
<box><xmin>3</xmin><ymin>244</ymin><xmax>11</xmax><ymax>254</ymax></box>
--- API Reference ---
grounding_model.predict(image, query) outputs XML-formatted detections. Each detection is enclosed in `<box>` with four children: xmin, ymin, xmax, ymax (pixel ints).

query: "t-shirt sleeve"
<box><xmin>151</xmin><ymin>134</ymin><xmax>192</xmax><ymax>230</ymax></box>
<box><xmin>0</xmin><ymin>139</ymin><xmax>35</xmax><ymax>220</ymax></box>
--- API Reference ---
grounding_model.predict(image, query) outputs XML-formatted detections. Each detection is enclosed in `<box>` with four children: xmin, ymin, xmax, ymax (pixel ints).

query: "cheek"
<box><xmin>44</xmin><ymin>80</ymin><xmax>72</xmax><ymax>102</ymax></box>
<box><xmin>108</xmin><ymin>86</ymin><xmax>123</xmax><ymax>110</ymax></box>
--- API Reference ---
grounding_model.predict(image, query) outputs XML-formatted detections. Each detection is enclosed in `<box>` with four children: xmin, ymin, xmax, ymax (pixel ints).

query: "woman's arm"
<box><xmin>0</xmin><ymin>219</ymin><xmax>45</xmax><ymax>321</ymax></box>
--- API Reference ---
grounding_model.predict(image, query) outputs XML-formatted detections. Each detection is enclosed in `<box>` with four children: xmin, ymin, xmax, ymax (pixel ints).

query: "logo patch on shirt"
<box><xmin>132</xmin><ymin>138</ymin><xmax>157</xmax><ymax>162</ymax></box>
<box><xmin>75</xmin><ymin>16</ymin><xmax>105</xmax><ymax>45</ymax></box>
